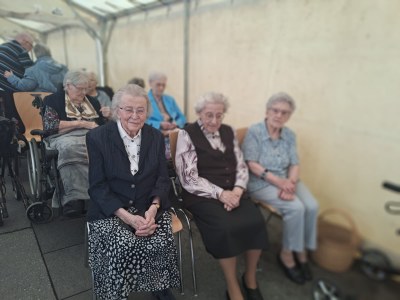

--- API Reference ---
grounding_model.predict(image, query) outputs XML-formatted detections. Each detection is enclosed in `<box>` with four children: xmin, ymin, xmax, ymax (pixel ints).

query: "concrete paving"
<box><xmin>1</xmin><ymin>158</ymin><xmax>400</xmax><ymax>300</ymax></box>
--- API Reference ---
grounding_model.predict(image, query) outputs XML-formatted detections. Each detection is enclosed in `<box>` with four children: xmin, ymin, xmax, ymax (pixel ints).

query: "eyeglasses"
<box><xmin>203</xmin><ymin>112</ymin><xmax>224</xmax><ymax>122</ymax></box>
<box><xmin>269</xmin><ymin>108</ymin><xmax>292</xmax><ymax>117</ymax></box>
<box><xmin>69</xmin><ymin>83</ymin><xmax>88</xmax><ymax>93</ymax></box>
<box><xmin>119</xmin><ymin>106</ymin><xmax>146</xmax><ymax>116</ymax></box>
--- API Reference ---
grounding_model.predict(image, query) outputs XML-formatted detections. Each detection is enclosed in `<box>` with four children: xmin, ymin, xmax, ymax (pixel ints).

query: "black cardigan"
<box><xmin>43</xmin><ymin>89</ymin><xmax>106</xmax><ymax>126</ymax></box>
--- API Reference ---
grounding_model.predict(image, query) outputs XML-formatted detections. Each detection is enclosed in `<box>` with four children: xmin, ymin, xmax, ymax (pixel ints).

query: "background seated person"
<box><xmin>175</xmin><ymin>92</ymin><xmax>268</xmax><ymax>300</ymax></box>
<box><xmin>42</xmin><ymin>70</ymin><xmax>108</xmax><ymax>217</ymax></box>
<box><xmin>146</xmin><ymin>72</ymin><xmax>186</xmax><ymax>135</ymax></box>
<box><xmin>0</xmin><ymin>32</ymin><xmax>34</xmax><ymax>93</ymax></box>
<box><xmin>128</xmin><ymin>77</ymin><xmax>145</xmax><ymax>89</ymax></box>
<box><xmin>147</xmin><ymin>72</ymin><xmax>186</xmax><ymax>159</ymax></box>
<box><xmin>86</xmin><ymin>84</ymin><xmax>180</xmax><ymax>300</ymax></box>
<box><xmin>87</xmin><ymin>72</ymin><xmax>112</xmax><ymax>119</ymax></box>
<box><xmin>4</xmin><ymin>43</ymin><xmax>67</xmax><ymax>93</ymax></box>
<box><xmin>242</xmin><ymin>92</ymin><xmax>319</xmax><ymax>285</ymax></box>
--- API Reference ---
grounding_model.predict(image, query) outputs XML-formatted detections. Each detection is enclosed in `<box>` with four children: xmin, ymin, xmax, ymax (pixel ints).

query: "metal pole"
<box><xmin>183</xmin><ymin>0</ymin><xmax>190</xmax><ymax>117</ymax></box>
<box><xmin>95</xmin><ymin>38</ymin><xmax>105</xmax><ymax>86</ymax></box>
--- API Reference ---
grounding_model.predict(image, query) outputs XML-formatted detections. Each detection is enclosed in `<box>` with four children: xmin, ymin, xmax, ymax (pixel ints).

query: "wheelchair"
<box><xmin>24</xmin><ymin>93</ymin><xmax>63</xmax><ymax>222</ymax></box>
<box><xmin>0</xmin><ymin>114</ymin><xmax>52</xmax><ymax>225</ymax></box>
<box><xmin>4</xmin><ymin>91</ymin><xmax>62</xmax><ymax>224</ymax></box>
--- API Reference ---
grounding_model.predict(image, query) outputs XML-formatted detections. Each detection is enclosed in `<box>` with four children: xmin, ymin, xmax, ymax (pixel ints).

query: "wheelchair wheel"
<box><xmin>27</xmin><ymin>139</ymin><xmax>41</xmax><ymax>199</ymax></box>
<box><xmin>360</xmin><ymin>249</ymin><xmax>390</xmax><ymax>281</ymax></box>
<box><xmin>26</xmin><ymin>202</ymin><xmax>52</xmax><ymax>224</ymax></box>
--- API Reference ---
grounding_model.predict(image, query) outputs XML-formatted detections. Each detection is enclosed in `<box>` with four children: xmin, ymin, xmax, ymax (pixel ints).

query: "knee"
<box><xmin>306</xmin><ymin>200</ymin><xmax>319</xmax><ymax>216</ymax></box>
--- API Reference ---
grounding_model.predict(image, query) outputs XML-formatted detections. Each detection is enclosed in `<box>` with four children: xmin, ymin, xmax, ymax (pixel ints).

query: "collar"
<box><xmin>117</xmin><ymin>119</ymin><xmax>141</xmax><ymax>140</ymax></box>
<box><xmin>264</xmin><ymin>119</ymin><xmax>289</xmax><ymax>141</ymax></box>
<box><xmin>197</xmin><ymin>119</ymin><xmax>221</xmax><ymax>139</ymax></box>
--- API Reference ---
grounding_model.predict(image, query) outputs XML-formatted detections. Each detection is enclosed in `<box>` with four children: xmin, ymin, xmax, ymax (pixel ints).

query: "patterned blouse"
<box><xmin>241</xmin><ymin>120</ymin><xmax>299</xmax><ymax>193</ymax></box>
<box><xmin>175</xmin><ymin>120</ymin><xmax>249</xmax><ymax>200</ymax></box>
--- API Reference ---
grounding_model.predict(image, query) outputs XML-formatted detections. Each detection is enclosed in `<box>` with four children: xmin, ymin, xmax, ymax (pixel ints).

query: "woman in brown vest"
<box><xmin>175</xmin><ymin>92</ymin><xmax>268</xmax><ymax>300</ymax></box>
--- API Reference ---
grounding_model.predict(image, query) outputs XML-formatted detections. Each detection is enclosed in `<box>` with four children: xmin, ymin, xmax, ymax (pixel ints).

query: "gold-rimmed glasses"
<box><xmin>119</xmin><ymin>106</ymin><xmax>146</xmax><ymax>117</ymax></box>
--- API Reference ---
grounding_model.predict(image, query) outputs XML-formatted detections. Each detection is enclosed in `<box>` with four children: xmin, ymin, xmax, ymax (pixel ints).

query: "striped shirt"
<box><xmin>0</xmin><ymin>40</ymin><xmax>33</xmax><ymax>92</ymax></box>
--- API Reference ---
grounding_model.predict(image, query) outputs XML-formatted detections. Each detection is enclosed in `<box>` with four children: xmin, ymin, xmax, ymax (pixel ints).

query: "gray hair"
<box><xmin>111</xmin><ymin>84</ymin><xmax>152</xmax><ymax>121</ymax></box>
<box><xmin>266</xmin><ymin>92</ymin><xmax>296</xmax><ymax>113</ymax></box>
<box><xmin>148</xmin><ymin>71</ymin><xmax>167</xmax><ymax>83</ymax></box>
<box><xmin>33</xmin><ymin>44</ymin><xmax>51</xmax><ymax>58</ymax></box>
<box><xmin>87</xmin><ymin>71</ymin><xmax>98</xmax><ymax>82</ymax></box>
<box><xmin>194</xmin><ymin>92</ymin><xmax>230</xmax><ymax>114</ymax></box>
<box><xmin>63</xmin><ymin>70</ymin><xmax>89</xmax><ymax>89</ymax></box>
<box><xmin>128</xmin><ymin>77</ymin><xmax>145</xmax><ymax>88</ymax></box>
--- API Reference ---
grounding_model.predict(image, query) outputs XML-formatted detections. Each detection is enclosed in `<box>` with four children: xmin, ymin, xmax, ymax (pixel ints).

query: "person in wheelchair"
<box><xmin>42</xmin><ymin>70</ymin><xmax>108</xmax><ymax>217</ymax></box>
<box><xmin>86</xmin><ymin>84</ymin><xmax>180</xmax><ymax>300</ymax></box>
<box><xmin>175</xmin><ymin>92</ymin><xmax>268</xmax><ymax>300</ymax></box>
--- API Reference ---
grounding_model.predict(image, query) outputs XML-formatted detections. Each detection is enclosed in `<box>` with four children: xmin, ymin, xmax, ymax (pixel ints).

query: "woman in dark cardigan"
<box><xmin>86</xmin><ymin>84</ymin><xmax>180</xmax><ymax>300</ymax></box>
<box><xmin>175</xmin><ymin>92</ymin><xmax>268</xmax><ymax>300</ymax></box>
<box><xmin>43</xmin><ymin>70</ymin><xmax>108</xmax><ymax>217</ymax></box>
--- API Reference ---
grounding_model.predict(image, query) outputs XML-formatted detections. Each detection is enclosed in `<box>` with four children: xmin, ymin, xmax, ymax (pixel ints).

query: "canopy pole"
<box><xmin>183</xmin><ymin>0</ymin><xmax>191</xmax><ymax>117</ymax></box>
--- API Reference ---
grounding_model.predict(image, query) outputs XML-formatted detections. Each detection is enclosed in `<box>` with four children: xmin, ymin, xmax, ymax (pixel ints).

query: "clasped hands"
<box><xmin>125</xmin><ymin>205</ymin><xmax>159</xmax><ymax>237</ymax></box>
<box><xmin>277</xmin><ymin>178</ymin><xmax>297</xmax><ymax>201</ymax></box>
<box><xmin>219</xmin><ymin>187</ymin><xmax>243</xmax><ymax>212</ymax></box>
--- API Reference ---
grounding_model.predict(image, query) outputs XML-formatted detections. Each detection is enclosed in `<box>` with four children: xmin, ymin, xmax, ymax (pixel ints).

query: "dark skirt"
<box><xmin>88</xmin><ymin>210</ymin><xmax>181</xmax><ymax>300</ymax></box>
<box><xmin>188</xmin><ymin>197</ymin><xmax>268</xmax><ymax>259</ymax></box>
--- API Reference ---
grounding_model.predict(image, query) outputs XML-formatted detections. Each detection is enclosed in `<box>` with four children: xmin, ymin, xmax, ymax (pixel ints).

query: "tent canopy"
<box><xmin>0</xmin><ymin>0</ymin><xmax>180</xmax><ymax>38</ymax></box>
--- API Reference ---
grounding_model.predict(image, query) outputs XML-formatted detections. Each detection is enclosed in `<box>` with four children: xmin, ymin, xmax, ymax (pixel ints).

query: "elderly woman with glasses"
<box><xmin>175</xmin><ymin>92</ymin><xmax>268</xmax><ymax>300</ymax></box>
<box><xmin>241</xmin><ymin>92</ymin><xmax>319</xmax><ymax>285</ymax></box>
<box><xmin>86</xmin><ymin>84</ymin><xmax>180</xmax><ymax>300</ymax></box>
<box><xmin>43</xmin><ymin>70</ymin><xmax>109</xmax><ymax>217</ymax></box>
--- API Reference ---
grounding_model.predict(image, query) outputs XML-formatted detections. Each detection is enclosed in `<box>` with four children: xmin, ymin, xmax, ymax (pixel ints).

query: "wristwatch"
<box><xmin>151</xmin><ymin>202</ymin><xmax>160</xmax><ymax>210</ymax></box>
<box><xmin>260</xmin><ymin>169</ymin><xmax>269</xmax><ymax>180</ymax></box>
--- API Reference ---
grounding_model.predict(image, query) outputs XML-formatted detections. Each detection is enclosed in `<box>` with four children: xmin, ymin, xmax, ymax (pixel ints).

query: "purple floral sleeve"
<box><xmin>43</xmin><ymin>105</ymin><xmax>60</xmax><ymax>135</ymax></box>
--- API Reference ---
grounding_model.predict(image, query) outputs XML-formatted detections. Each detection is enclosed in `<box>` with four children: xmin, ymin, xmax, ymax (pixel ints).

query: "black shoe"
<box><xmin>242</xmin><ymin>274</ymin><xmax>264</xmax><ymax>300</ymax></box>
<box><xmin>297</xmin><ymin>261</ymin><xmax>313</xmax><ymax>281</ymax></box>
<box><xmin>152</xmin><ymin>289</ymin><xmax>176</xmax><ymax>300</ymax></box>
<box><xmin>277</xmin><ymin>254</ymin><xmax>305</xmax><ymax>285</ymax></box>
<box><xmin>63</xmin><ymin>200</ymin><xmax>85</xmax><ymax>218</ymax></box>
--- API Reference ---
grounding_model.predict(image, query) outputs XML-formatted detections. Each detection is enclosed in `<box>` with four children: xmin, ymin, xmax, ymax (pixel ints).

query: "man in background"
<box><xmin>0</xmin><ymin>32</ymin><xmax>34</xmax><ymax>92</ymax></box>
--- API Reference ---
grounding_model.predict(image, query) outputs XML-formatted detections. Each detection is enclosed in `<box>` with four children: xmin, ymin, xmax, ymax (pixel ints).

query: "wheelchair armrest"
<box><xmin>30</xmin><ymin>129</ymin><xmax>45</xmax><ymax>137</ymax></box>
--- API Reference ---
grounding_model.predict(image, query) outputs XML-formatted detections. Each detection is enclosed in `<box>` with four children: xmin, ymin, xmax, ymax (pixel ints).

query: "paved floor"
<box><xmin>1</xmin><ymin>158</ymin><xmax>400</xmax><ymax>300</ymax></box>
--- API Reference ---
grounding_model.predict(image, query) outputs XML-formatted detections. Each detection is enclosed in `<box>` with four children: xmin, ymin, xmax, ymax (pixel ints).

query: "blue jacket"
<box><xmin>7</xmin><ymin>56</ymin><xmax>67</xmax><ymax>92</ymax></box>
<box><xmin>146</xmin><ymin>90</ymin><xmax>186</xmax><ymax>129</ymax></box>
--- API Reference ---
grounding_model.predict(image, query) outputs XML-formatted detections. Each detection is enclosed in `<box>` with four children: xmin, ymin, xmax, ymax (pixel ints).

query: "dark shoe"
<box><xmin>297</xmin><ymin>261</ymin><xmax>313</xmax><ymax>281</ymax></box>
<box><xmin>152</xmin><ymin>289</ymin><xmax>176</xmax><ymax>300</ymax></box>
<box><xmin>63</xmin><ymin>200</ymin><xmax>85</xmax><ymax>218</ymax></box>
<box><xmin>277</xmin><ymin>254</ymin><xmax>305</xmax><ymax>285</ymax></box>
<box><xmin>242</xmin><ymin>274</ymin><xmax>264</xmax><ymax>300</ymax></box>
